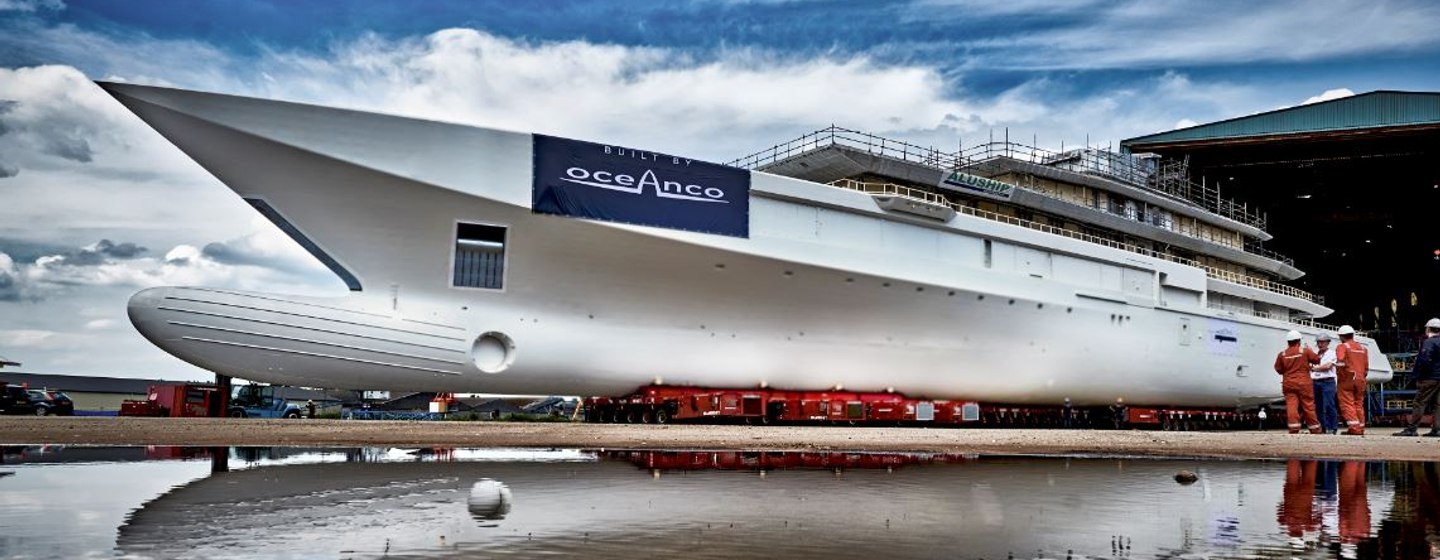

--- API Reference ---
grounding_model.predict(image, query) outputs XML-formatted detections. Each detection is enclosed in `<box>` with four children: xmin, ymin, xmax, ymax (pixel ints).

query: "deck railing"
<box><xmin>1007</xmin><ymin>175</ymin><xmax>1294</xmax><ymax>267</ymax></box>
<box><xmin>825</xmin><ymin>179</ymin><xmax>1319</xmax><ymax>305</ymax></box>
<box><xmin>728</xmin><ymin>126</ymin><xmax>960</xmax><ymax>171</ymax></box>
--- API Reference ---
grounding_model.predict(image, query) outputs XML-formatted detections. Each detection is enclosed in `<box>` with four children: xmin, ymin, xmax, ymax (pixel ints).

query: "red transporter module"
<box><xmin>584</xmin><ymin>383</ymin><xmax>1256</xmax><ymax>430</ymax></box>
<box><xmin>586</xmin><ymin>384</ymin><xmax>977</xmax><ymax>426</ymax></box>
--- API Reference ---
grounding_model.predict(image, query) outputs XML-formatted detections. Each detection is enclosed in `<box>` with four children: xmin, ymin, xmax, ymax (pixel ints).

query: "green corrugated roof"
<box><xmin>1123</xmin><ymin>91</ymin><xmax>1440</xmax><ymax>149</ymax></box>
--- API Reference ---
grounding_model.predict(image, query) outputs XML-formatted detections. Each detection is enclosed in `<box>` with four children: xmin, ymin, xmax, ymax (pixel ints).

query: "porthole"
<box><xmin>471</xmin><ymin>331</ymin><xmax>516</xmax><ymax>374</ymax></box>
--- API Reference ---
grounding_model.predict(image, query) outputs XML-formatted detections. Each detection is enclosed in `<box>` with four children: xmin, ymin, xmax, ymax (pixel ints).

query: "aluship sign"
<box><xmin>939</xmin><ymin>170</ymin><xmax>1015</xmax><ymax>201</ymax></box>
<box><xmin>532</xmin><ymin>134</ymin><xmax>751</xmax><ymax>237</ymax></box>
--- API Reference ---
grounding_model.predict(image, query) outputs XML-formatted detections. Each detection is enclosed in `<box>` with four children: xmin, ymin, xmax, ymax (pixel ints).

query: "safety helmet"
<box><xmin>1337</xmin><ymin>325</ymin><xmax>1355</xmax><ymax>336</ymax></box>
<box><xmin>1316</xmin><ymin>332</ymin><xmax>1332</xmax><ymax>342</ymax></box>
<box><xmin>1427</xmin><ymin>318</ymin><xmax>1440</xmax><ymax>330</ymax></box>
<box><xmin>1285</xmin><ymin>330</ymin><xmax>1302</xmax><ymax>342</ymax></box>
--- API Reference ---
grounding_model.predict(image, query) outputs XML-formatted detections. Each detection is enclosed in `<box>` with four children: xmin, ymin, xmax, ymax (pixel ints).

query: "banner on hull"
<box><xmin>532</xmin><ymin>135</ymin><xmax>751</xmax><ymax>238</ymax></box>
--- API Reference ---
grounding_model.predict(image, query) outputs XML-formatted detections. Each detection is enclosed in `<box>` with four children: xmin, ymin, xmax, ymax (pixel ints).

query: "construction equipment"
<box><xmin>227</xmin><ymin>384</ymin><xmax>303</xmax><ymax>419</ymax></box>
<box><xmin>120</xmin><ymin>383</ymin><xmax>227</xmax><ymax>417</ymax></box>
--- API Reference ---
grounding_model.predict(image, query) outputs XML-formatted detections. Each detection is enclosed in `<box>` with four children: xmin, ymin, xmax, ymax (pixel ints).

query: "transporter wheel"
<box><xmin>229</xmin><ymin>409</ymin><xmax>247</xmax><ymax>418</ymax></box>
<box><xmin>653</xmin><ymin>408</ymin><xmax>671</xmax><ymax>425</ymax></box>
<box><xmin>641</xmin><ymin>409</ymin><xmax>655</xmax><ymax>424</ymax></box>
<box><xmin>625</xmin><ymin>409</ymin><xmax>640</xmax><ymax>424</ymax></box>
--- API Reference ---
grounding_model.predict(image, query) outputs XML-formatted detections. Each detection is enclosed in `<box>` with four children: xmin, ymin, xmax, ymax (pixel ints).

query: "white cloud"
<box><xmin>964</xmin><ymin>1</ymin><xmax>1440</xmax><ymax>70</ymax></box>
<box><xmin>3</xmin><ymin>234</ymin><xmax>337</xmax><ymax>302</ymax></box>
<box><xmin>83</xmin><ymin>318</ymin><xmax>114</xmax><ymax>330</ymax></box>
<box><xmin>1302</xmin><ymin>88</ymin><xmax>1356</xmax><ymax>105</ymax></box>
<box><xmin>0</xmin><ymin>0</ymin><xmax>63</xmax><ymax>12</ymax></box>
<box><xmin>0</xmin><ymin>329</ymin><xmax>62</xmax><ymax>348</ymax></box>
<box><xmin>212</xmin><ymin>29</ymin><xmax>984</xmax><ymax>159</ymax></box>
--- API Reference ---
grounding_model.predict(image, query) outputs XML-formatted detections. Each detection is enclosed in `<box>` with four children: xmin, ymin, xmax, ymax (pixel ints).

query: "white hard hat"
<box><xmin>1427</xmin><ymin>318</ymin><xmax>1440</xmax><ymax>329</ymax></box>
<box><xmin>1337</xmin><ymin>325</ymin><xmax>1355</xmax><ymax>336</ymax></box>
<box><xmin>1285</xmin><ymin>330</ymin><xmax>1302</xmax><ymax>342</ymax></box>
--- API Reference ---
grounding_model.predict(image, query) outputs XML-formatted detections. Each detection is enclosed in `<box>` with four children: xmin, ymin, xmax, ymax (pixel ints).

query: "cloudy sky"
<box><xmin>2</xmin><ymin>0</ymin><xmax>1440</xmax><ymax>379</ymax></box>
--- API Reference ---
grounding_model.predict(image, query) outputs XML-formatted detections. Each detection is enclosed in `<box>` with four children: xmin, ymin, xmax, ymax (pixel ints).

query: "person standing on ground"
<box><xmin>1310</xmin><ymin>333</ymin><xmax>1340</xmax><ymax>434</ymax></box>
<box><xmin>1061</xmin><ymin>397</ymin><xmax>1073</xmax><ymax>429</ymax></box>
<box><xmin>306</xmin><ymin>399</ymin><xmax>317</xmax><ymax>419</ymax></box>
<box><xmin>1274</xmin><ymin>330</ymin><xmax>1323</xmax><ymax>434</ymax></box>
<box><xmin>1334</xmin><ymin>325</ymin><xmax>1370</xmax><ymax>436</ymax></box>
<box><xmin>1110</xmin><ymin>397</ymin><xmax>1126</xmax><ymax>430</ymax></box>
<box><xmin>1395</xmin><ymin>318</ymin><xmax>1440</xmax><ymax>437</ymax></box>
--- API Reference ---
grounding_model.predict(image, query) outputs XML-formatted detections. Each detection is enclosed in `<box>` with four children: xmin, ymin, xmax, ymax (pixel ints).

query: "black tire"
<box><xmin>284</xmin><ymin>411</ymin><xmax>301</xmax><ymax>419</ymax></box>
<box><xmin>641</xmin><ymin>409</ymin><xmax>654</xmax><ymax>424</ymax></box>
<box><xmin>653</xmin><ymin>408</ymin><xmax>671</xmax><ymax>425</ymax></box>
<box><xmin>229</xmin><ymin>409</ymin><xmax>246</xmax><ymax>418</ymax></box>
<box><xmin>34</xmin><ymin>407</ymin><xmax>48</xmax><ymax>416</ymax></box>
<box><xmin>625</xmin><ymin>409</ymin><xmax>640</xmax><ymax>424</ymax></box>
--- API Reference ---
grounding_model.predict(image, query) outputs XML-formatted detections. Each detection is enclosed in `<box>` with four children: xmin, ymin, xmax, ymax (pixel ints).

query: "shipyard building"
<box><xmin>1122</xmin><ymin>91</ymin><xmax>1440</xmax><ymax>352</ymax></box>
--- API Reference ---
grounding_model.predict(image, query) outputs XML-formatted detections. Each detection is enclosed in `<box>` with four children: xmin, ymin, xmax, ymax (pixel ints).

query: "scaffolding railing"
<box><xmin>958</xmin><ymin>140</ymin><xmax>1267</xmax><ymax>231</ymax></box>
<box><xmin>824</xmin><ymin>179</ymin><xmax>1319</xmax><ymax>305</ymax></box>
<box><xmin>728</xmin><ymin>125</ymin><xmax>960</xmax><ymax>172</ymax></box>
<box><xmin>731</xmin><ymin>127</ymin><xmax>1268</xmax><ymax>231</ymax></box>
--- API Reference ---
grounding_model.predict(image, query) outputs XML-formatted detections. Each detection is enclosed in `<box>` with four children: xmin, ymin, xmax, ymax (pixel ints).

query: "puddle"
<box><xmin>0</xmin><ymin>446</ymin><xmax>1432</xmax><ymax>559</ymax></box>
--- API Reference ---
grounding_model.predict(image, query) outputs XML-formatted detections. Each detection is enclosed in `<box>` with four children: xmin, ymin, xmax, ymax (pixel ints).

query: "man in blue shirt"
<box><xmin>1395</xmin><ymin>318</ymin><xmax>1440</xmax><ymax>437</ymax></box>
<box><xmin>1309</xmin><ymin>333</ymin><xmax>1340</xmax><ymax>434</ymax></box>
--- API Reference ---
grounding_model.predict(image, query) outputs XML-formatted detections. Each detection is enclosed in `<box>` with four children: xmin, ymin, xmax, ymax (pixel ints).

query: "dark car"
<box><xmin>27</xmin><ymin>390</ymin><xmax>74</xmax><ymax>416</ymax></box>
<box><xmin>1</xmin><ymin>385</ymin><xmax>37</xmax><ymax>415</ymax></box>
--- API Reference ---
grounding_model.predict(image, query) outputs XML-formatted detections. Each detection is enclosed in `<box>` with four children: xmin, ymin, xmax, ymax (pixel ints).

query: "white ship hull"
<box><xmin>104</xmin><ymin>83</ymin><xmax>1391</xmax><ymax>407</ymax></box>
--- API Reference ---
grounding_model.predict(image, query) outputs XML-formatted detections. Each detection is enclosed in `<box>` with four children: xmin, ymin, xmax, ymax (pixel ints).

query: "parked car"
<box><xmin>27</xmin><ymin>390</ymin><xmax>74</xmax><ymax>416</ymax></box>
<box><xmin>0</xmin><ymin>385</ymin><xmax>37</xmax><ymax>415</ymax></box>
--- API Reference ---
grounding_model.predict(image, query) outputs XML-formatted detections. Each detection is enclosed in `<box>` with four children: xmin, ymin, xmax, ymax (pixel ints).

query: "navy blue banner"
<box><xmin>532</xmin><ymin>134</ymin><xmax>750</xmax><ymax>238</ymax></box>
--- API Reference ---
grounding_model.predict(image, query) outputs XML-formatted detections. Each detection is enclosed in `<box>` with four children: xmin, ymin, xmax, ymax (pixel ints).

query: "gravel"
<box><xmin>3</xmin><ymin>417</ymin><xmax>1438</xmax><ymax>461</ymax></box>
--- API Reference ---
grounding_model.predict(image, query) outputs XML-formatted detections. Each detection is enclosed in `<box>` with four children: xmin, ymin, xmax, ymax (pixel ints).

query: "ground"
<box><xmin>3</xmin><ymin>418</ymin><xmax>1440</xmax><ymax>461</ymax></box>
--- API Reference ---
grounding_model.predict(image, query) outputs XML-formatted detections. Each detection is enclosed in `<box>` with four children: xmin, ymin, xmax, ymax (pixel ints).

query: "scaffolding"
<box><xmin>729</xmin><ymin>126</ymin><xmax>1268</xmax><ymax>231</ymax></box>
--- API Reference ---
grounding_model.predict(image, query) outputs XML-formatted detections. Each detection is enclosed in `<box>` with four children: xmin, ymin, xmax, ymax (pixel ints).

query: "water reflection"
<box><xmin>468</xmin><ymin>478</ymin><xmax>513</xmax><ymax>524</ymax></box>
<box><xmin>1</xmin><ymin>447</ymin><xmax>1438</xmax><ymax>559</ymax></box>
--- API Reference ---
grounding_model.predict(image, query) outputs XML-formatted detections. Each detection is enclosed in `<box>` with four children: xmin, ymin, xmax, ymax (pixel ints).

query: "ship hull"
<box><xmin>106</xmin><ymin>82</ymin><xmax>1391</xmax><ymax>406</ymax></box>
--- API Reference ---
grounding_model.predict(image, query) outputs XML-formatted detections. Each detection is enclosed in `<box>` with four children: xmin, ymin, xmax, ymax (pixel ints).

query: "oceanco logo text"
<box><xmin>561</xmin><ymin>166</ymin><xmax>730</xmax><ymax>204</ymax></box>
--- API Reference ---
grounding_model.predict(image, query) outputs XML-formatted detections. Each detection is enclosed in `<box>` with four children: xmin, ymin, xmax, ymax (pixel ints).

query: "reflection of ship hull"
<box><xmin>103</xmin><ymin>83</ymin><xmax>1392</xmax><ymax>406</ymax></box>
<box><xmin>115</xmin><ymin>451</ymin><xmax>1370</xmax><ymax>559</ymax></box>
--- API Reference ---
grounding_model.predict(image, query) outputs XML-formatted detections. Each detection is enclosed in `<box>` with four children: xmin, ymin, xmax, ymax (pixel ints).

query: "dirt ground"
<box><xmin>4</xmin><ymin>417</ymin><xmax>1440</xmax><ymax>461</ymax></box>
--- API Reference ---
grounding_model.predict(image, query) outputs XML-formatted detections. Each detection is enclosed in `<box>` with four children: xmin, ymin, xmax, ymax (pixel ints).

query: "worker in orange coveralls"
<box><xmin>1338</xmin><ymin>461</ymin><xmax>1370</xmax><ymax>557</ymax></box>
<box><xmin>1277</xmin><ymin>459</ymin><xmax>1319</xmax><ymax>543</ymax></box>
<box><xmin>1334</xmin><ymin>325</ymin><xmax>1370</xmax><ymax>435</ymax></box>
<box><xmin>1273</xmin><ymin>330</ymin><xmax>1322</xmax><ymax>434</ymax></box>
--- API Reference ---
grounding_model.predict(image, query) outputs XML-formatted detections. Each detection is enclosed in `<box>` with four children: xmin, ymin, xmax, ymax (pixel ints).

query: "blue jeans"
<box><xmin>1313</xmin><ymin>379</ymin><xmax>1339</xmax><ymax>432</ymax></box>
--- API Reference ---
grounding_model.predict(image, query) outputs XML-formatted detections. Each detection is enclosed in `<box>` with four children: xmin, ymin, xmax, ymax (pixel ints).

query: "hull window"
<box><xmin>454</xmin><ymin>223</ymin><xmax>507</xmax><ymax>290</ymax></box>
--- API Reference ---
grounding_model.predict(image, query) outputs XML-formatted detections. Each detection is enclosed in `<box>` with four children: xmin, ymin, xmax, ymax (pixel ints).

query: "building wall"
<box><xmin>65</xmin><ymin>392</ymin><xmax>142</xmax><ymax>413</ymax></box>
